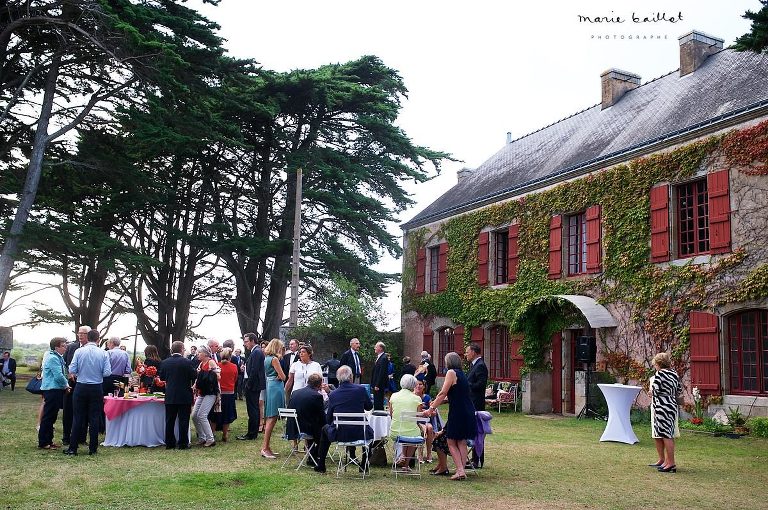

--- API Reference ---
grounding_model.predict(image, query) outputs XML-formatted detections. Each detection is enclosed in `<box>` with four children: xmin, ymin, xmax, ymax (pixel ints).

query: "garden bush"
<box><xmin>749</xmin><ymin>417</ymin><xmax>768</xmax><ymax>438</ymax></box>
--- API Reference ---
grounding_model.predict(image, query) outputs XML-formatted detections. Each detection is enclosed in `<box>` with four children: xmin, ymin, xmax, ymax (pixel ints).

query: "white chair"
<box><xmin>277</xmin><ymin>408</ymin><xmax>317</xmax><ymax>470</ymax></box>
<box><xmin>332</xmin><ymin>412</ymin><xmax>373</xmax><ymax>479</ymax></box>
<box><xmin>391</xmin><ymin>411</ymin><xmax>428</xmax><ymax>478</ymax></box>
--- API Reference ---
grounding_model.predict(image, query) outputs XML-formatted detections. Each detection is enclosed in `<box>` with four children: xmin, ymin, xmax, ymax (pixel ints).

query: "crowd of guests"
<box><xmin>32</xmin><ymin>329</ymin><xmax>490</xmax><ymax>479</ymax></box>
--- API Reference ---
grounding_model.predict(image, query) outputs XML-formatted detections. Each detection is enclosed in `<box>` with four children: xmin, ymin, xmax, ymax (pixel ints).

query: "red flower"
<box><xmin>153</xmin><ymin>376</ymin><xmax>166</xmax><ymax>388</ymax></box>
<box><xmin>690</xmin><ymin>417</ymin><xmax>703</xmax><ymax>425</ymax></box>
<box><xmin>144</xmin><ymin>366</ymin><xmax>157</xmax><ymax>377</ymax></box>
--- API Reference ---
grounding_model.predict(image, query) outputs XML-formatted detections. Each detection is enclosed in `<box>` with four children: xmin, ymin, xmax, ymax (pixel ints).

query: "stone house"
<box><xmin>400</xmin><ymin>31</ymin><xmax>768</xmax><ymax>416</ymax></box>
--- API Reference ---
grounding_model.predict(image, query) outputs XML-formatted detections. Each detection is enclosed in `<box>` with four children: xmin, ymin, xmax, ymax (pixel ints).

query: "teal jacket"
<box><xmin>41</xmin><ymin>350</ymin><xmax>68</xmax><ymax>391</ymax></box>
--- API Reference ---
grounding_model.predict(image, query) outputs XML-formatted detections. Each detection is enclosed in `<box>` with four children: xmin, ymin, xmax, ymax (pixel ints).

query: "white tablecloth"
<box><xmin>597</xmin><ymin>383</ymin><xmax>642</xmax><ymax>444</ymax></box>
<box><xmin>103</xmin><ymin>400</ymin><xmax>185</xmax><ymax>447</ymax></box>
<box><xmin>367</xmin><ymin>413</ymin><xmax>392</xmax><ymax>441</ymax></box>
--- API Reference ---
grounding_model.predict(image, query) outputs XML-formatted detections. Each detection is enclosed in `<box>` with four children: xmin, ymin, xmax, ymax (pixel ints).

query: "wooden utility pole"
<box><xmin>289</xmin><ymin>168</ymin><xmax>302</xmax><ymax>328</ymax></box>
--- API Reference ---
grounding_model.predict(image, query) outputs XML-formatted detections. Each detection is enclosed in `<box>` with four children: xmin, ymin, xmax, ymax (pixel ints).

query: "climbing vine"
<box><xmin>405</xmin><ymin>121</ymin><xmax>768</xmax><ymax>379</ymax></box>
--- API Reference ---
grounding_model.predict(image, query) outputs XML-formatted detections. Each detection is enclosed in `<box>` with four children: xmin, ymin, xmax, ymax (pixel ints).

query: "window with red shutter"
<box><xmin>677</xmin><ymin>179</ymin><xmax>710</xmax><ymax>257</ymax></box>
<box><xmin>707</xmin><ymin>169</ymin><xmax>731</xmax><ymax>254</ymax></box>
<box><xmin>477</xmin><ymin>232</ymin><xmax>490</xmax><ymax>286</ymax></box>
<box><xmin>548</xmin><ymin>216</ymin><xmax>563</xmax><ymax>279</ymax></box>
<box><xmin>489</xmin><ymin>325</ymin><xmax>512</xmax><ymax>380</ymax></box>
<box><xmin>728</xmin><ymin>310</ymin><xmax>768</xmax><ymax>395</ymax></box>
<box><xmin>650</xmin><ymin>184</ymin><xmax>670</xmax><ymax>263</ymax></box>
<box><xmin>567</xmin><ymin>212</ymin><xmax>587</xmax><ymax>275</ymax></box>
<box><xmin>422</xmin><ymin>326</ymin><xmax>433</xmax><ymax>354</ymax></box>
<box><xmin>454</xmin><ymin>326</ymin><xmax>465</xmax><ymax>354</ymax></box>
<box><xmin>428</xmin><ymin>246</ymin><xmax>439</xmax><ymax>293</ymax></box>
<box><xmin>437</xmin><ymin>242</ymin><xmax>448</xmax><ymax>292</ymax></box>
<box><xmin>437</xmin><ymin>327</ymin><xmax>454</xmax><ymax>373</ymax></box>
<box><xmin>690</xmin><ymin>311</ymin><xmax>721</xmax><ymax>395</ymax></box>
<box><xmin>494</xmin><ymin>229</ymin><xmax>509</xmax><ymax>284</ymax></box>
<box><xmin>508</xmin><ymin>224</ymin><xmax>520</xmax><ymax>282</ymax></box>
<box><xmin>585</xmin><ymin>205</ymin><xmax>602</xmax><ymax>273</ymax></box>
<box><xmin>415</xmin><ymin>247</ymin><xmax>426</xmax><ymax>294</ymax></box>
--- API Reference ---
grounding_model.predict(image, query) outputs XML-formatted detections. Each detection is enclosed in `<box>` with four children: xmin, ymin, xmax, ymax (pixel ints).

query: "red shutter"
<box><xmin>707</xmin><ymin>170</ymin><xmax>731</xmax><ymax>254</ymax></box>
<box><xmin>437</xmin><ymin>242</ymin><xmax>448</xmax><ymax>292</ymax></box>
<box><xmin>415</xmin><ymin>247</ymin><xmax>426</xmax><ymax>294</ymax></box>
<box><xmin>454</xmin><ymin>325</ymin><xmax>465</xmax><ymax>354</ymax></box>
<box><xmin>470</xmin><ymin>327</ymin><xmax>484</xmax><ymax>355</ymax></box>
<box><xmin>477</xmin><ymin>232</ymin><xmax>489</xmax><ymax>286</ymax></box>
<box><xmin>650</xmin><ymin>184</ymin><xmax>670</xmax><ymax>263</ymax></box>
<box><xmin>689</xmin><ymin>311</ymin><xmax>721</xmax><ymax>394</ymax></box>
<box><xmin>585</xmin><ymin>205</ymin><xmax>602</xmax><ymax>273</ymax></box>
<box><xmin>548</xmin><ymin>215</ymin><xmax>562</xmax><ymax>279</ymax></box>
<box><xmin>510</xmin><ymin>334</ymin><xmax>524</xmax><ymax>382</ymax></box>
<box><xmin>422</xmin><ymin>326</ymin><xmax>433</xmax><ymax>354</ymax></box>
<box><xmin>507</xmin><ymin>224</ymin><xmax>520</xmax><ymax>282</ymax></box>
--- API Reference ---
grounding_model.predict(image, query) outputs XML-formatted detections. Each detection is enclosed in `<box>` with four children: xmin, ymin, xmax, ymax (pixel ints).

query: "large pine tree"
<box><xmin>734</xmin><ymin>0</ymin><xmax>768</xmax><ymax>53</ymax></box>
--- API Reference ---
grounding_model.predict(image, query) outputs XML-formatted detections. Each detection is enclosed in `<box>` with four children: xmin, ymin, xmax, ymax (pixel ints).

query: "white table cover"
<box><xmin>597</xmin><ymin>383</ymin><xmax>642</xmax><ymax>444</ymax></box>
<box><xmin>367</xmin><ymin>413</ymin><xmax>392</xmax><ymax>441</ymax></box>
<box><xmin>103</xmin><ymin>399</ymin><xmax>186</xmax><ymax>447</ymax></box>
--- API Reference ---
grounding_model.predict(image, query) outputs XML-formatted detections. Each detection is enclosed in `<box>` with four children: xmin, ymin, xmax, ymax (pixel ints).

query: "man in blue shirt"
<box><xmin>103</xmin><ymin>336</ymin><xmax>131</xmax><ymax>396</ymax></box>
<box><xmin>64</xmin><ymin>328</ymin><xmax>110</xmax><ymax>456</ymax></box>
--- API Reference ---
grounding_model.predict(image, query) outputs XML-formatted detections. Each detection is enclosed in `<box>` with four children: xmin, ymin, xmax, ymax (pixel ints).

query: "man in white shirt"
<box><xmin>280</xmin><ymin>338</ymin><xmax>300</xmax><ymax>375</ymax></box>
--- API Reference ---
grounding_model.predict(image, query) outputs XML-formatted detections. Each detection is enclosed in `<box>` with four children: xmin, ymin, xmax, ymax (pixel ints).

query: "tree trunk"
<box><xmin>0</xmin><ymin>56</ymin><xmax>60</xmax><ymax>299</ymax></box>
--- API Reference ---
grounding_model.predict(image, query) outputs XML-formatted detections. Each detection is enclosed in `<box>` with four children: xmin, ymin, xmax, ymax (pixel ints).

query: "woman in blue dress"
<box><xmin>260</xmin><ymin>338</ymin><xmax>286</xmax><ymax>459</ymax></box>
<box><xmin>424</xmin><ymin>352</ymin><xmax>475</xmax><ymax>480</ymax></box>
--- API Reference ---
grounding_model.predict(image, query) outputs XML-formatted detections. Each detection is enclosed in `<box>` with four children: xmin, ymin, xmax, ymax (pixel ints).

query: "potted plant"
<box><xmin>727</xmin><ymin>406</ymin><xmax>749</xmax><ymax>435</ymax></box>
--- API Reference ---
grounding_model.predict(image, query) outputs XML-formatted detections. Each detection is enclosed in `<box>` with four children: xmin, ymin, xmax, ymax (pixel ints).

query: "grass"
<box><xmin>1</xmin><ymin>389</ymin><xmax>767</xmax><ymax>510</ymax></box>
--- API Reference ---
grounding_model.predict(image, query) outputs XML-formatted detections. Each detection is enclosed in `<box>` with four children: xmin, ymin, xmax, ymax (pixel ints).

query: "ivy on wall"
<box><xmin>405</xmin><ymin>120</ymin><xmax>768</xmax><ymax>378</ymax></box>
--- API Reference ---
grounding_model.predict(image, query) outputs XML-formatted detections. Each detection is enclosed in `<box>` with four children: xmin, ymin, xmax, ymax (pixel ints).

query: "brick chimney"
<box><xmin>679</xmin><ymin>30</ymin><xmax>723</xmax><ymax>77</ymax></box>
<box><xmin>457</xmin><ymin>167</ymin><xmax>473</xmax><ymax>183</ymax></box>
<box><xmin>600</xmin><ymin>69</ymin><xmax>641</xmax><ymax>110</ymax></box>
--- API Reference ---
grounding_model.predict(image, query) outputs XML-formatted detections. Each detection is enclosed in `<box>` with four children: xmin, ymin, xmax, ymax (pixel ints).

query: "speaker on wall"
<box><xmin>576</xmin><ymin>336</ymin><xmax>596</xmax><ymax>364</ymax></box>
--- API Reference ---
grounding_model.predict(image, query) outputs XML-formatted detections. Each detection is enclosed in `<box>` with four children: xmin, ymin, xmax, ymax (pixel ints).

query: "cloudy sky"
<box><xmin>8</xmin><ymin>0</ymin><xmax>760</xmax><ymax>346</ymax></box>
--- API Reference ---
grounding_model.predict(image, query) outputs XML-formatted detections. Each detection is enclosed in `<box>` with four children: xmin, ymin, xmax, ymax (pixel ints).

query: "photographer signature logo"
<box><xmin>579</xmin><ymin>10</ymin><xmax>684</xmax><ymax>41</ymax></box>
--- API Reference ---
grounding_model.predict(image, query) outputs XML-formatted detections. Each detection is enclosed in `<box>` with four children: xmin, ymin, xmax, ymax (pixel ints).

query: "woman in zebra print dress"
<box><xmin>650</xmin><ymin>352</ymin><xmax>681</xmax><ymax>472</ymax></box>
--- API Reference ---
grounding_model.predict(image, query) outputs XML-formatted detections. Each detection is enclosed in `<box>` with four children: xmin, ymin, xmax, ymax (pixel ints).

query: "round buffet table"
<box><xmin>596</xmin><ymin>384</ymin><xmax>642</xmax><ymax>444</ymax></box>
<box><xmin>103</xmin><ymin>396</ymin><xmax>187</xmax><ymax>447</ymax></box>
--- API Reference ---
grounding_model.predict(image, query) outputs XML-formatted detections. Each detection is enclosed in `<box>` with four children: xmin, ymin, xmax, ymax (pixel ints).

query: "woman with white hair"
<box><xmin>388</xmin><ymin>373</ymin><xmax>425</xmax><ymax>470</ymax></box>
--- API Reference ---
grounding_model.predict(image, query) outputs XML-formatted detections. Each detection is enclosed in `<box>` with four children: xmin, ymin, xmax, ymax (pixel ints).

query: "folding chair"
<box><xmin>277</xmin><ymin>408</ymin><xmax>317</xmax><ymax>470</ymax></box>
<box><xmin>332</xmin><ymin>412</ymin><xmax>373</xmax><ymax>479</ymax></box>
<box><xmin>464</xmin><ymin>439</ymin><xmax>479</xmax><ymax>476</ymax></box>
<box><xmin>391</xmin><ymin>411</ymin><xmax>428</xmax><ymax>478</ymax></box>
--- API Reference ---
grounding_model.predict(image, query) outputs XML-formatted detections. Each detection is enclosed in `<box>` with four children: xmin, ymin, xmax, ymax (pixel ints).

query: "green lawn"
<box><xmin>1</xmin><ymin>389</ymin><xmax>766</xmax><ymax>510</ymax></box>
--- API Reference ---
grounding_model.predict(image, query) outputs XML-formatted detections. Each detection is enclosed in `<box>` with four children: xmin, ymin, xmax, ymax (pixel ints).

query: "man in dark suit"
<box><xmin>288</xmin><ymin>373</ymin><xmax>326</xmax><ymax>463</ymax></box>
<box><xmin>280</xmin><ymin>338</ymin><xmax>300</xmax><ymax>376</ymax></box>
<box><xmin>420</xmin><ymin>351</ymin><xmax>437</xmax><ymax>395</ymax></box>
<box><xmin>314</xmin><ymin>365</ymin><xmax>373</xmax><ymax>473</ymax></box>
<box><xmin>339</xmin><ymin>338</ymin><xmax>362</xmax><ymax>384</ymax></box>
<box><xmin>370</xmin><ymin>341</ymin><xmax>389</xmax><ymax>410</ymax></box>
<box><xmin>158</xmin><ymin>340</ymin><xmax>196</xmax><ymax>449</ymax></box>
<box><xmin>62</xmin><ymin>325</ymin><xmax>90</xmax><ymax>445</ymax></box>
<box><xmin>322</xmin><ymin>352</ymin><xmax>341</xmax><ymax>387</ymax></box>
<box><xmin>237</xmin><ymin>333</ymin><xmax>266</xmax><ymax>440</ymax></box>
<box><xmin>1</xmin><ymin>351</ymin><xmax>17</xmax><ymax>390</ymax></box>
<box><xmin>466</xmin><ymin>342</ymin><xmax>488</xmax><ymax>467</ymax></box>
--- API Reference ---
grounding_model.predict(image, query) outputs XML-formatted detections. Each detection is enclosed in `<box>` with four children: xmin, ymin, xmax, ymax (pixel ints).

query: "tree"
<box><xmin>734</xmin><ymin>0</ymin><xmax>768</xmax><ymax>53</ymax></box>
<box><xmin>211</xmin><ymin>57</ymin><xmax>451</xmax><ymax>339</ymax></box>
<box><xmin>0</xmin><ymin>0</ymin><xmax>225</xmax><ymax>305</ymax></box>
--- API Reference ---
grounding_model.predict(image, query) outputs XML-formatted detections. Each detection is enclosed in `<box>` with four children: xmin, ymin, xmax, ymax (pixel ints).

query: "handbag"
<box><xmin>26</xmin><ymin>375</ymin><xmax>43</xmax><ymax>395</ymax></box>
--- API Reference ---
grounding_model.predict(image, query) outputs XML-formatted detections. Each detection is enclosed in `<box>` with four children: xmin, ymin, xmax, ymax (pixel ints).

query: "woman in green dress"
<box><xmin>260</xmin><ymin>338</ymin><xmax>286</xmax><ymax>459</ymax></box>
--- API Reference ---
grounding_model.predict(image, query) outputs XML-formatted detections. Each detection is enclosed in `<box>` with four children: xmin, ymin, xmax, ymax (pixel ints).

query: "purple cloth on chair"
<box><xmin>474</xmin><ymin>411</ymin><xmax>493</xmax><ymax>458</ymax></box>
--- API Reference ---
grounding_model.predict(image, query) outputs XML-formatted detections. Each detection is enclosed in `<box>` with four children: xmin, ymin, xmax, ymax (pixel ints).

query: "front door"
<box><xmin>551</xmin><ymin>332</ymin><xmax>563</xmax><ymax>413</ymax></box>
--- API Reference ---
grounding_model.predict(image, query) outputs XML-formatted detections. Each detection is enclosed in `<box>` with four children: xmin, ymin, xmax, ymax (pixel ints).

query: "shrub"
<box><xmin>749</xmin><ymin>417</ymin><xmax>768</xmax><ymax>438</ymax></box>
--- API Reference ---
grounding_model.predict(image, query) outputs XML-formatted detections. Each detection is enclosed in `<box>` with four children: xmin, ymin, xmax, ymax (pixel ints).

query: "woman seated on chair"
<box><xmin>388</xmin><ymin>374</ymin><xmax>425</xmax><ymax>470</ymax></box>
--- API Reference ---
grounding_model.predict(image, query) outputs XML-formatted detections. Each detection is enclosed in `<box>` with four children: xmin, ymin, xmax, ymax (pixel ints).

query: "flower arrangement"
<box><xmin>692</xmin><ymin>387</ymin><xmax>703</xmax><ymax>421</ymax></box>
<box><xmin>153</xmin><ymin>376</ymin><xmax>165</xmax><ymax>389</ymax></box>
<box><xmin>144</xmin><ymin>365</ymin><xmax>157</xmax><ymax>377</ymax></box>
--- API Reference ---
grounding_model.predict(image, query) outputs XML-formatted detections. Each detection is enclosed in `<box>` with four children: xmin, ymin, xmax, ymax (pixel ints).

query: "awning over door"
<box><xmin>553</xmin><ymin>294</ymin><xmax>617</xmax><ymax>328</ymax></box>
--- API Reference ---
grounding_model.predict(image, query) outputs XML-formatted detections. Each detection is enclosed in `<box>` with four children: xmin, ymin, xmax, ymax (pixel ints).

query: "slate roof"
<box><xmin>403</xmin><ymin>49</ymin><xmax>768</xmax><ymax>230</ymax></box>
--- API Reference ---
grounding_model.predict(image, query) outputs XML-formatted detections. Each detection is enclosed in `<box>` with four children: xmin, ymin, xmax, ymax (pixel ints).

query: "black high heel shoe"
<box><xmin>648</xmin><ymin>461</ymin><xmax>664</xmax><ymax>467</ymax></box>
<box><xmin>658</xmin><ymin>464</ymin><xmax>676</xmax><ymax>473</ymax></box>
